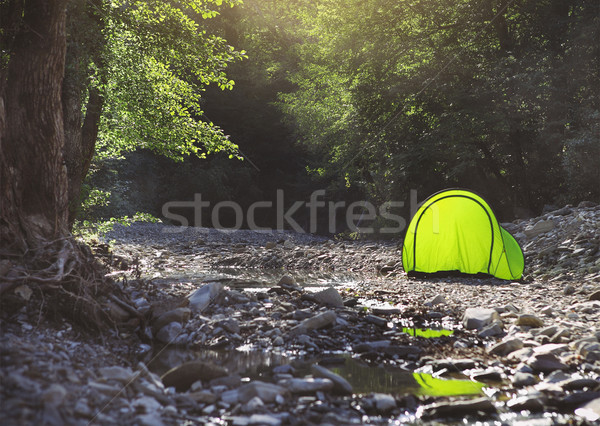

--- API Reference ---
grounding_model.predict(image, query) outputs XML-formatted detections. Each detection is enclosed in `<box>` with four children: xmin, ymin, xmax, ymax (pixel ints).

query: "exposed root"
<box><xmin>0</xmin><ymin>237</ymin><xmax>140</xmax><ymax>332</ymax></box>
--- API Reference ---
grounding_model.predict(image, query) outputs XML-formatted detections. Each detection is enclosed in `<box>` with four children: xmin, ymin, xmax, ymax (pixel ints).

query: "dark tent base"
<box><xmin>406</xmin><ymin>270</ymin><xmax>523</xmax><ymax>281</ymax></box>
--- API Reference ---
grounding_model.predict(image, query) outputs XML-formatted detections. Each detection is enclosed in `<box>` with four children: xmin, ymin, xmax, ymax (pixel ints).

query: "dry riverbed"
<box><xmin>1</xmin><ymin>203</ymin><xmax>600</xmax><ymax>425</ymax></box>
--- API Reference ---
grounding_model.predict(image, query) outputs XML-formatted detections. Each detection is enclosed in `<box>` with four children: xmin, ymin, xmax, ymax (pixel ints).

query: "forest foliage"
<box><xmin>85</xmin><ymin>0</ymin><xmax>599</xmax><ymax>228</ymax></box>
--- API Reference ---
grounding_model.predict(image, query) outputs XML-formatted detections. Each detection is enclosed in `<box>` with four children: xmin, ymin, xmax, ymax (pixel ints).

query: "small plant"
<box><xmin>73</xmin><ymin>212</ymin><xmax>161</xmax><ymax>242</ymax></box>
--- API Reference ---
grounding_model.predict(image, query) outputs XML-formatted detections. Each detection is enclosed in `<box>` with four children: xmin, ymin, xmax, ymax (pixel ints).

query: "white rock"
<box><xmin>373</xmin><ymin>393</ymin><xmax>396</xmax><ymax>412</ymax></box>
<box><xmin>188</xmin><ymin>282</ymin><xmax>223</xmax><ymax>313</ymax></box>
<box><xmin>575</xmin><ymin>397</ymin><xmax>600</xmax><ymax>422</ymax></box>
<box><xmin>463</xmin><ymin>308</ymin><xmax>501</xmax><ymax>330</ymax></box>
<box><xmin>524</xmin><ymin>219</ymin><xmax>555</xmax><ymax>238</ymax></box>
<box><xmin>42</xmin><ymin>384</ymin><xmax>67</xmax><ymax>407</ymax></box>
<box><xmin>278</xmin><ymin>378</ymin><xmax>333</xmax><ymax>394</ymax></box>
<box><xmin>99</xmin><ymin>366</ymin><xmax>135</xmax><ymax>383</ymax></box>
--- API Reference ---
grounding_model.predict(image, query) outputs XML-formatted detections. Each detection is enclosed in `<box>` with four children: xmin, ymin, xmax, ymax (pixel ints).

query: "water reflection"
<box><xmin>401</xmin><ymin>327</ymin><xmax>454</xmax><ymax>338</ymax></box>
<box><xmin>329</xmin><ymin>357</ymin><xmax>483</xmax><ymax>396</ymax></box>
<box><xmin>148</xmin><ymin>267</ymin><xmax>361</xmax><ymax>291</ymax></box>
<box><xmin>150</xmin><ymin>348</ymin><xmax>484</xmax><ymax>397</ymax></box>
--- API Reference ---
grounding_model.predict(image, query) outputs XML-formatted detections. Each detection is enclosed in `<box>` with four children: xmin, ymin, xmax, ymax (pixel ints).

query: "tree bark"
<box><xmin>0</xmin><ymin>0</ymin><xmax>70</xmax><ymax>252</ymax></box>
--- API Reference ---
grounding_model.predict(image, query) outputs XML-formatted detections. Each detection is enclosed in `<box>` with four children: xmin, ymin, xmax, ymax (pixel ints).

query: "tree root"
<box><xmin>0</xmin><ymin>237</ymin><xmax>140</xmax><ymax>332</ymax></box>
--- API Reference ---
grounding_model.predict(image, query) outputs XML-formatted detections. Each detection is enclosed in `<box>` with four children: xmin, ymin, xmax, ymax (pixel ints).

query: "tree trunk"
<box><xmin>1</xmin><ymin>0</ymin><xmax>70</xmax><ymax>252</ymax></box>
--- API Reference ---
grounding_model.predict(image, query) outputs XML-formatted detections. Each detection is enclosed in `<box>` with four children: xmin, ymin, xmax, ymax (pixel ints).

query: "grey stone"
<box><xmin>463</xmin><ymin>308</ymin><xmax>500</xmax><ymax>330</ymax></box>
<box><xmin>136</xmin><ymin>414</ymin><xmax>165</xmax><ymax>426</ymax></box>
<box><xmin>152</xmin><ymin>308</ymin><xmax>191</xmax><ymax>332</ymax></box>
<box><xmin>506</xmin><ymin>395</ymin><xmax>545</xmax><ymax>412</ymax></box>
<box><xmin>99</xmin><ymin>366</ymin><xmax>135</xmax><ymax>383</ymax></box>
<box><xmin>188</xmin><ymin>282</ymin><xmax>223</xmax><ymax>313</ymax></box>
<box><xmin>511</xmin><ymin>372</ymin><xmax>538</xmax><ymax>387</ymax></box>
<box><xmin>488</xmin><ymin>338</ymin><xmax>523</xmax><ymax>356</ymax></box>
<box><xmin>289</xmin><ymin>310</ymin><xmax>337</xmax><ymax>335</ymax></box>
<box><xmin>422</xmin><ymin>397</ymin><xmax>496</xmax><ymax>419</ymax></box>
<box><xmin>478</xmin><ymin>321</ymin><xmax>504</xmax><ymax>337</ymax></box>
<box><xmin>527</xmin><ymin>353</ymin><xmax>568</xmax><ymax>373</ymax></box>
<box><xmin>156</xmin><ymin>322</ymin><xmax>182</xmax><ymax>344</ymax></box>
<box><xmin>372</xmin><ymin>393</ymin><xmax>396</xmax><ymax>412</ymax></box>
<box><xmin>161</xmin><ymin>361</ymin><xmax>228</xmax><ymax>392</ymax></box>
<box><xmin>426</xmin><ymin>294</ymin><xmax>447</xmax><ymax>306</ymax></box>
<box><xmin>366</xmin><ymin>314</ymin><xmax>388</xmax><ymax>328</ymax></box>
<box><xmin>524</xmin><ymin>219</ymin><xmax>555</xmax><ymax>238</ymax></box>
<box><xmin>312</xmin><ymin>287</ymin><xmax>344</xmax><ymax>307</ymax></box>
<box><xmin>242</xmin><ymin>396</ymin><xmax>264</xmax><ymax>413</ymax></box>
<box><xmin>278</xmin><ymin>377</ymin><xmax>333</xmax><ymax>394</ymax></box>
<box><xmin>42</xmin><ymin>384</ymin><xmax>67</xmax><ymax>407</ymax></box>
<box><xmin>238</xmin><ymin>381</ymin><xmax>288</xmax><ymax>403</ymax></box>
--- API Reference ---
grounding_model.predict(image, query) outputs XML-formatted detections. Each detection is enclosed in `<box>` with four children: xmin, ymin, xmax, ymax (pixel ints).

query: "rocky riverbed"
<box><xmin>1</xmin><ymin>202</ymin><xmax>600</xmax><ymax>425</ymax></box>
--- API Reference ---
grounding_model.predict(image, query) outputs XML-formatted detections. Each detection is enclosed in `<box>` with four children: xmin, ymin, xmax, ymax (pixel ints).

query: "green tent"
<box><xmin>402</xmin><ymin>189</ymin><xmax>524</xmax><ymax>280</ymax></box>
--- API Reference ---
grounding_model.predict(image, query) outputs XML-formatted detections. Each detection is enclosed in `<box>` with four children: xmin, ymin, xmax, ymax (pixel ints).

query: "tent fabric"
<box><xmin>402</xmin><ymin>189</ymin><xmax>524</xmax><ymax>280</ymax></box>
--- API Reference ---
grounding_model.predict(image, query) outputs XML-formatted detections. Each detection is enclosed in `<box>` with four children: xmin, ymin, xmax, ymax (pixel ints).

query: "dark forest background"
<box><xmin>85</xmin><ymin>0</ymin><xmax>599</xmax><ymax>234</ymax></box>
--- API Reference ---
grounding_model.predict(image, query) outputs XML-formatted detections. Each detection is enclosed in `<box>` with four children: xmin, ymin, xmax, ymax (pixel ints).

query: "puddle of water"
<box><xmin>148</xmin><ymin>268</ymin><xmax>362</xmax><ymax>292</ymax></box>
<box><xmin>151</xmin><ymin>348</ymin><xmax>484</xmax><ymax>398</ymax></box>
<box><xmin>401</xmin><ymin>327</ymin><xmax>454</xmax><ymax>338</ymax></box>
<box><xmin>326</xmin><ymin>356</ymin><xmax>484</xmax><ymax>397</ymax></box>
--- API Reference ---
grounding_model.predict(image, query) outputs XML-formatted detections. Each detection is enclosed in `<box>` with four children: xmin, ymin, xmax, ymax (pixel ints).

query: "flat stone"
<box><xmin>161</xmin><ymin>361</ymin><xmax>228</xmax><ymax>392</ymax></box>
<box><xmin>527</xmin><ymin>353</ymin><xmax>568</xmax><ymax>373</ymax></box>
<box><xmin>188</xmin><ymin>390</ymin><xmax>217</xmax><ymax>404</ymax></box>
<box><xmin>426</xmin><ymin>294</ymin><xmax>447</xmax><ymax>306</ymax></box>
<box><xmin>488</xmin><ymin>338</ymin><xmax>523</xmax><ymax>356</ymax></box>
<box><xmin>278</xmin><ymin>377</ymin><xmax>333</xmax><ymax>394</ymax></box>
<box><xmin>99</xmin><ymin>366</ymin><xmax>135</xmax><ymax>383</ymax></box>
<box><xmin>463</xmin><ymin>308</ymin><xmax>500</xmax><ymax>330</ymax></box>
<box><xmin>289</xmin><ymin>310</ymin><xmax>337</xmax><ymax>335</ymax></box>
<box><xmin>478</xmin><ymin>321</ymin><xmax>504</xmax><ymax>337</ymax></box>
<box><xmin>365</xmin><ymin>314</ymin><xmax>388</xmax><ymax>328</ymax></box>
<box><xmin>524</xmin><ymin>219</ymin><xmax>555</xmax><ymax>238</ymax></box>
<box><xmin>238</xmin><ymin>381</ymin><xmax>288</xmax><ymax>403</ymax></box>
<box><xmin>421</xmin><ymin>397</ymin><xmax>496</xmax><ymax>419</ymax></box>
<box><xmin>506</xmin><ymin>395</ymin><xmax>545</xmax><ymax>412</ymax></box>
